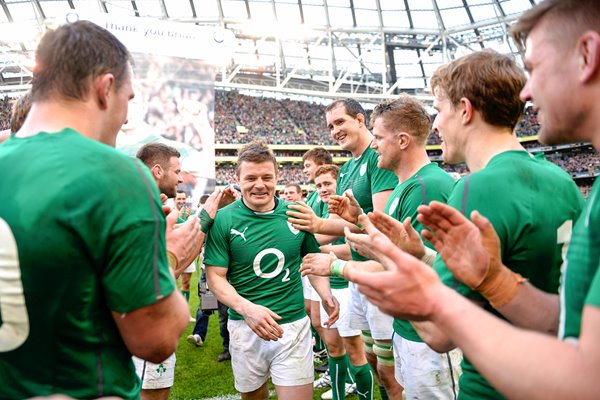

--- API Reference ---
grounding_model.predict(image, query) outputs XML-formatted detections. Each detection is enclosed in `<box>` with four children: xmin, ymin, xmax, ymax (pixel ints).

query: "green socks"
<box><xmin>329</xmin><ymin>354</ymin><xmax>349</xmax><ymax>400</ymax></box>
<box><xmin>379</xmin><ymin>385</ymin><xmax>389</xmax><ymax>400</ymax></box>
<box><xmin>181</xmin><ymin>290</ymin><xmax>190</xmax><ymax>301</ymax></box>
<box><xmin>350</xmin><ymin>363</ymin><xmax>374</xmax><ymax>400</ymax></box>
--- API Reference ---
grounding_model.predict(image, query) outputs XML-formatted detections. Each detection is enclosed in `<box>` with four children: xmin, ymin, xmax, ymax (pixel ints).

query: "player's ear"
<box><xmin>95</xmin><ymin>73</ymin><xmax>115</xmax><ymax>110</ymax></box>
<box><xmin>398</xmin><ymin>132</ymin><xmax>411</xmax><ymax>150</ymax></box>
<box><xmin>151</xmin><ymin>163</ymin><xmax>163</xmax><ymax>180</ymax></box>
<box><xmin>459</xmin><ymin>97</ymin><xmax>474</xmax><ymax>125</ymax></box>
<box><xmin>356</xmin><ymin>112</ymin><xmax>366</xmax><ymax>128</ymax></box>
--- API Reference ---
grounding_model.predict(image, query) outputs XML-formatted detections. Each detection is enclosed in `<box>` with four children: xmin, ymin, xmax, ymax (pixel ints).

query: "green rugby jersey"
<box><xmin>559</xmin><ymin>179</ymin><xmax>600</xmax><ymax>340</ymax></box>
<box><xmin>433</xmin><ymin>151</ymin><xmax>584</xmax><ymax>400</ymax></box>
<box><xmin>336</xmin><ymin>145</ymin><xmax>398</xmax><ymax>261</ymax></box>
<box><xmin>204</xmin><ymin>198</ymin><xmax>321</xmax><ymax>323</ymax></box>
<box><xmin>0</xmin><ymin>129</ymin><xmax>175</xmax><ymax>400</ymax></box>
<box><xmin>389</xmin><ymin>163</ymin><xmax>455</xmax><ymax>342</ymax></box>
<box><xmin>306</xmin><ymin>189</ymin><xmax>326</xmax><ymax>217</ymax></box>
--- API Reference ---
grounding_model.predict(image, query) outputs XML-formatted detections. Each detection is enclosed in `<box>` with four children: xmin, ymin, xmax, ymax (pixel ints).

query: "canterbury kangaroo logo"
<box><xmin>230</xmin><ymin>227</ymin><xmax>249</xmax><ymax>241</ymax></box>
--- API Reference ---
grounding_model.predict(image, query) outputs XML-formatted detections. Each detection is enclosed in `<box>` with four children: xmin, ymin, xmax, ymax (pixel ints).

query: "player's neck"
<box><xmin>464</xmin><ymin>126</ymin><xmax>524</xmax><ymax>172</ymax></box>
<box><xmin>242</xmin><ymin>196</ymin><xmax>278</xmax><ymax>213</ymax></box>
<box><xmin>16</xmin><ymin>100</ymin><xmax>104</xmax><ymax>144</ymax></box>
<box><xmin>351</xmin><ymin>130</ymin><xmax>373</xmax><ymax>158</ymax></box>
<box><xmin>395</xmin><ymin>149</ymin><xmax>431</xmax><ymax>182</ymax></box>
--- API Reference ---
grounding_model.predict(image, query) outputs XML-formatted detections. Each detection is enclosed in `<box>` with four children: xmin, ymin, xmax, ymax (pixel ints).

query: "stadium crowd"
<box><xmin>215</xmin><ymin>91</ymin><xmax>544</xmax><ymax>146</ymax></box>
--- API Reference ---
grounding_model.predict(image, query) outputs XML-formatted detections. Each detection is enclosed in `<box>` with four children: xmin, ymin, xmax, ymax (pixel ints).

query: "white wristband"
<box><xmin>421</xmin><ymin>246</ymin><xmax>437</xmax><ymax>266</ymax></box>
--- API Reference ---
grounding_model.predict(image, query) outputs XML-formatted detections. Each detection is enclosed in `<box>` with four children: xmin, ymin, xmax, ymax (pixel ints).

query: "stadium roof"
<box><xmin>0</xmin><ymin>0</ymin><xmax>538</xmax><ymax>103</ymax></box>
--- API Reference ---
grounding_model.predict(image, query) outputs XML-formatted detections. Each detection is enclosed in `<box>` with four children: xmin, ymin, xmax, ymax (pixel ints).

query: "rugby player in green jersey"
<box><xmin>302</xmin><ymin>95</ymin><xmax>460</xmax><ymax>399</ymax></box>
<box><xmin>351</xmin><ymin>49</ymin><xmax>583</xmax><ymax>400</ymax></box>
<box><xmin>204</xmin><ymin>140</ymin><xmax>339</xmax><ymax>400</ymax></box>
<box><xmin>303</xmin><ymin>147</ymin><xmax>333</xmax><ymax>217</ymax></box>
<box><xmin>0</xmin><ymin>21</ymin><xmax>201</xmax><ymax>399</ymax></box>
<box><xmin>348</xmin><ymin>1</ymin><xmax>600</xmax><ymax>397</ymax></box>
<box><xmin>134</xmin><ymin>142</ymin><xmax>190</xmax><ymax>400</ymax></box>
<box><xmin>309</xmin><ymin>164</ymin><xmax>359</xmax><ymax>400</ymax></box>
<box><xmin>288</xmin><ymin>99</ymin><xmax>400</xmax><ymax>400</ymax></box>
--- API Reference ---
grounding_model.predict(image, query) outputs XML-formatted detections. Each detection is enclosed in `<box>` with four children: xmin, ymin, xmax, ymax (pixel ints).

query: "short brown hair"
<box><xmin>236</xmin><ymin>140</ymin><xmax>278</xmax><ymax>176</ymax></box>
<box><xmin>370</xmin><ymin>95</ymin><xmax>431</xmax><ymax>145</ymax></box>
<box><xmin>511</xmin><ymin>0</ymin><xmax>600</xmax><ymax>51</ymax></box>
<box><xmin>325</xmin><ymin>99</ymin><xmax>367</xmax><ymax>120</ymax></box>
<box><xmin>303</xmin><ymin>147</ymin><xmax>333</xmax><ymax>165</ymax></box>
<box><xmin>10</xmin><ymin>91</ymin><xmax>32</xmax><ymax>133</ymax></box>
<box><xmin>430</xmin><ymin>50</ymin><xmax>526</xmax><ymax>130</ymax></box>
<box><xmin>315</xmin><ymin>164</ymin><xmax>340</xmax><ymax>181</ymax></box>
<box><xmin>284</xmin><ymin>183</ymin><xmax>302</xmax><ymax>193</ymax></box>
<box><xmin>32</xmin><ymin>21</ymin><xmax>132</xmax><ymax>102</ymax></box>
<box><xmin>136</xmin><ymin>142</ymin><xmax>181</xmax><ymax>169</ymax></box>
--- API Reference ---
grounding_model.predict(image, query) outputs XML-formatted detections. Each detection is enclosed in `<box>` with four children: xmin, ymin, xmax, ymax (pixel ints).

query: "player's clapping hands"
<box><xmin>327</xmin><ymin>189</ymin><xmax>363</xmax><ymax>223</ymax></box>
<box><xmin>367</xmin><ymin>212</ymin><xmax>425</xmax><ymax>258</ymax></box>
<box><xmin>300</xmin><ymin>253</ymin><xmax>335</xmax><ymax>276</ymax></box>
<box><xmin>349</xmin><ymin>229</ymin><xmax>447</xmax><ymax>321</ymax></box>
<box><xmin>286</xmin><ymin>201</ymin><xmax>324</xmax><ymax>233</ymax></box>
<box><xmin>178</xmin><ymin>206</ymin><xmax>192</xmax><ymax>221</ymax></box>
<box><xmin>417</xmin><ymin>201</ymin><xmax>500</xmax><ymax>290</ymax></box>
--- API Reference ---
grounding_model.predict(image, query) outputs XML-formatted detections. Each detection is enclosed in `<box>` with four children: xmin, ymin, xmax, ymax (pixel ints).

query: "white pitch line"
<box><xmin>198</xmin><ymin>390</ymin><xmax>276</xmax><ymax>400</ymax></box>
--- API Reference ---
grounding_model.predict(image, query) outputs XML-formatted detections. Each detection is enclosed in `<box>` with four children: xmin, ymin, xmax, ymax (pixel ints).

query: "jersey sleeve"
<box><xmin>204</xmin><ymin>210</ymin><xmax>231</xmax><ymax>268</ymax></box>
<box><xmin>101</xmin><ymin>159</ymin><xmax>176</xmax><ymax>314</ymax></box>
<box><xmin>302</xmin><ymin>231</ymin><xmax>322</xmax><ymax>255</ymax></box>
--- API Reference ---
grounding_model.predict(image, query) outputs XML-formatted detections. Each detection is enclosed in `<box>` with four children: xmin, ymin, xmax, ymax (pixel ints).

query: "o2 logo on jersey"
<box><xmin>253</xmin><ymin>248</ymin><xmax>290</xmax><ymax>282</ymax></box>
<box><xmin>287</xmin><ymin>222</ymin><xmax>300</xmax><ymax>235</ymax></box>
<box><xmin>359</xmin><ymin>163</ymin><xmax>367</xmax><ymax>176</ymax></box>
<box><xmin>0</xmin><ymin>218</ymin><xmax>30</xmax><ymax>352</ymax></box>
<box><xmin>388</xmin><ymin>198</ymin><xmax>399</xmax><ymax>215</ymax></box>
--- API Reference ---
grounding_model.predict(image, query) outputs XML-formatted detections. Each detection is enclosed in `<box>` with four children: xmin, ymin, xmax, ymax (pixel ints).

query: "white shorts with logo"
<box><xmin>319</xmin><ymin>286</ymin><xmax>361</xmax><ymax>337</ymax></box>
<box><xmin>393</xmin><ymin>335</ymin><xmax>462</xmax><ymax>399</ymax></box>
<box><xmin>132</xmin><ymin>353</ymin><xmax>176</xmax><ymax>389</ymax></box>
<box><xmin>348</xmin><ymin>282</ymin><xmax>394</xmax><ymax>340</ymax></box>
<box><xmin>228</xmin><ymin>315</ymin><xmax>313</xmax><ymax>392</ymax></box>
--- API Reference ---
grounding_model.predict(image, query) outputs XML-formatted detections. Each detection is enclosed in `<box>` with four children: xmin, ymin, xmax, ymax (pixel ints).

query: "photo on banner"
<box><xmin>63</xmin><ymin>11</ymin><xmax>235</xmax><ymax>210</ymax></box>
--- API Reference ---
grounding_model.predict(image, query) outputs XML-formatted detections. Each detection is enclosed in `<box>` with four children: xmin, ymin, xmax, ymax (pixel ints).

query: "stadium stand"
<box><xmin>1</xmin><ymin>91</ymin><xmax>596</xmax><ymax>198</ymax></box>
<box><xmin>211</xmin><ymin>93</ymin><xmax>598</xmax><ymax>198</ymax></box>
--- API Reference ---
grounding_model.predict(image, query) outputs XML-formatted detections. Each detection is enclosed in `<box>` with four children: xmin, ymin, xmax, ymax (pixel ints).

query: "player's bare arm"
<box><xmin>319</xmin><ymin>242</ymin><xmax>351</xmax><ymax>261</ymax></box>
<box><xmin>354</xmin><ymin>232</ymin><xmax>600</xmax><ymax>400</ymax></box>
<box><xmin>112</xmin><ymin>292</ymin><xmax>189</xmax><ymax>363</ymax></box>
<box><xmin>206</xmin><ymin>265</ymin><xmax>284</xmax><ymax>341</ymax></box>
<box><xmin>287</xmin><ymin>201</ymin><xmax>360</xmax><ymax>237</ymax></box>
<box><xmin>165</xmin><ymin>210</ymin><xmax>201</xmax><ymax>278</ymax></box>
<box><xmin>301</xmin><ymin>250</ymin><xmax>387</xmax><ymax>279</ymax></box>
<box><xmin>306</xmin><ymin>275</ymin><xmax>340</xmax><ymax>327</ymax></box>
<box><xmin>300</xmin><ymin>252</ymin><xmax>334</xmax><ymax>277</ymax></box>
<box><xmin>418</xmin><ymin>201</ymin><xmax>559</xmax><ymax>333</ymax></box>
